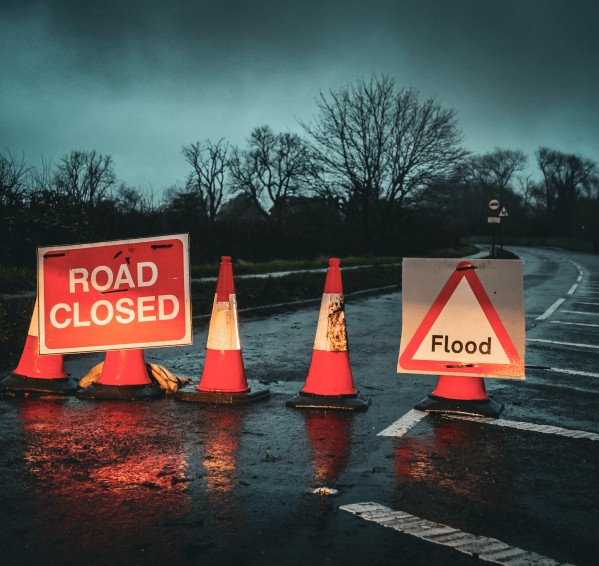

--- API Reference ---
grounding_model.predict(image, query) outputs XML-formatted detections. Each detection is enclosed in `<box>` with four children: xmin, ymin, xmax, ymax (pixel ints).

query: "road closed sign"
<box><xmin>398</xmin><ymin>258</ymin><xmax>525</xmax><ymax>379</ymax></box>
<box><xmin>38</xmin><ymin>234</ymin><xmax>192</xmax><ymax>354</ymax></box>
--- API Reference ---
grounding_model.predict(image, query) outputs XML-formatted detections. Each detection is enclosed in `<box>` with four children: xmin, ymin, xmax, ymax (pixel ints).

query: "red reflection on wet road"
<box><xmin>17</xmin><ymin>398</ymin><xmax>191</xmax><ymax>563</ymax></box>
<box><xmin>393</xmin><ymin>416</ymin><xmax>506</xmax><ymax>506</ymax></box>
<box><xmin>201</xmin><ymin>408</ymin><xmax>244</xmax><ymax>494</ymax></box>
<box><xmin>304</xmin><ymin>410</ymin><xmax>352</xmax><ymax>486</ymax></box>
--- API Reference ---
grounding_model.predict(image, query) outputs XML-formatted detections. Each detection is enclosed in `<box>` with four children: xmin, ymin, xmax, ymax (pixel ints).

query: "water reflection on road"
<box><xmin>17</xmin><ymin>398</ymin><xmax>191</xmax><ymax>563</ymax></box>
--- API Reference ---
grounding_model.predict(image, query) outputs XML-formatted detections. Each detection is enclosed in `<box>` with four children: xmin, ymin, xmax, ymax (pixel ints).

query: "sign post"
<box><xmin>398</xmin><ymin>258</ymin><xmax>525</xmax><ymax>416</ymax></box>
<box><xmin>38</xmin><ymin>234</ymin><xmax>192</xmax><ymax>354</ymax></box>
<box><xmin>488</xmin><ymin>198</ymin><xmax>500</xmax><ymax>257</ymax></box>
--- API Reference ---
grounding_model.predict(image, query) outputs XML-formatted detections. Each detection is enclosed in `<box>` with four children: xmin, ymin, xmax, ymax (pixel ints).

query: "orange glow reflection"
<box><xmin>201</xmin><ymin>407</ymin><xmax>243</xmax><ymax>493</ymax></box>
<box><xmin>304</xmin><ymin>410</ymin><xmax>352</xmax><ymax>486</ymax></box>
<box><xmin>17</xmin><ymin>398</ymin><xmax>191</xmax><ymax>563</ymax></box>
<box><xmin>393</xmin><ymin>417</ymin><xmax>505</xmax><ymax>506</ymax></box>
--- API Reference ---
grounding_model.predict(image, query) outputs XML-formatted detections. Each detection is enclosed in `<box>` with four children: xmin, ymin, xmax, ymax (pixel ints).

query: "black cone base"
<box><xmin>286</xmin><ymin>391</ymin><xmax>370</xmax><ymax>411</ymax></box>
<box><xmin>0</xmin><ymin>373</ymin><xmax>78</xmax><ymax>396</ymax></box>
<box><xmin>76</xmin><ymin>382</ymin><xmax>165</xmax><ymax>401</ymax></box>
<box><xmin>175</xmin><ymin>388</ymin><xmax>270</xmax><ymax>404</ymax></box>
<box><xmin>414</xmin><ymin>393</ymin><xmax>503</xmax><ymax>418</ymax></box>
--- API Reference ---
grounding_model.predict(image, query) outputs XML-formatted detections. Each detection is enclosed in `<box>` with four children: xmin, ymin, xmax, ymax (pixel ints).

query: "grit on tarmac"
<box><xmin>0</xmin><ymin>245</ymin><xmax>598</xmax><ymax>565</ymax></box>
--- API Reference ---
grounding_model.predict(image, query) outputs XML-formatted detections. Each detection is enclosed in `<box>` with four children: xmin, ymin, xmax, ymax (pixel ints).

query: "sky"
<box><xmin>1</xmin><ymin>0</ymin><xmax>598</xmax><ymax>197</ymax></box>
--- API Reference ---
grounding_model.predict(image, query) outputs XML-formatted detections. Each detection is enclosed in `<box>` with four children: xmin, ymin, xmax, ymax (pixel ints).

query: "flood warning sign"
<box><xmin>398</xmin><ymin>258</ymin><xmax>525</xmax><ymax>379</ymax></box>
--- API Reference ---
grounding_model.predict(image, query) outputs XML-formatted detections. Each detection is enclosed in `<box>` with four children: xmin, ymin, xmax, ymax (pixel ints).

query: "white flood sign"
<box><xmin>398</xmin><ymin>258</ymin><xmax>525</xmax><ymax>379</ymax></box>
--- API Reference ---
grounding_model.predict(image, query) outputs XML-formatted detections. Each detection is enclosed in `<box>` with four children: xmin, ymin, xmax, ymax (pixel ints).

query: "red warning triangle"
<box><xmin>399</xmin><ymin>262</ymin><xmax>524</xmax><ymax>377</ymax></box>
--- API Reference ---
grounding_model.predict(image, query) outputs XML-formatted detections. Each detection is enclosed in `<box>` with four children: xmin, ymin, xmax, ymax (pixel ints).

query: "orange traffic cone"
<box><xmin>414</xmin><ymin>374</ymin><xmax>503</xmax><ymax>417</ymax></box>
<box><xmin>76</xmin><ymin>349</ymin><xmax>164</xmax><ymax>401</ymax></box>
<box><xmin>0</xmin><ymin>298</ymin><xmax>77</xmax><ymax>395</ymax></box>
<box><xmin>286</xmin><ymin>258</ymin><xmax>369</xmax><ymax>411</ymax></box>
<box><xmin>176</xmin><ymin>256</ymin><xmax>269</xmax><ymax>404</ymax></box>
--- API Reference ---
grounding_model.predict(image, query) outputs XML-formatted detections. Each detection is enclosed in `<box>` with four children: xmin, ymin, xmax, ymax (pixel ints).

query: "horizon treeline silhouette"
<box><xmin>2</xmin><ymin>76</ymin><xmax>598</xmax><ymax>267</ymax></box>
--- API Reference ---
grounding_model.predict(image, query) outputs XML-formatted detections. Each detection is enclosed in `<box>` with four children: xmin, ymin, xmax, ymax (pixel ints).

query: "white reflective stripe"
<box><xmin>313</xmin><ymin>293</ymin><xmax>347</xmax><ymax>352</ymax></box>
<box><xmin>28</xmin><ymin>298</ymin><xmax>39</xmax><ymax>337</ymax></box>
<box><xmin>446</xmin><ymin>415</ymin><xmax>599</xmax><ymax>441</ymax></box>
<box><xmin>341</xmin><ymin>502</ymin><xmax>563</xmax><ymax>565</ymax></box>
<box><xmin>378</xmin><ymin>409</ymin><xmax>427</xmax><ymax>437</ymax></box>
<box><xmin>536</xmin><ymin>298</ymin><xmax>565</xmax><ymax>320</ymax></box>
<box><xmin>206</xmin><ymin>294</ymin><xmax>241</xmax><ymax>350</ymax></box>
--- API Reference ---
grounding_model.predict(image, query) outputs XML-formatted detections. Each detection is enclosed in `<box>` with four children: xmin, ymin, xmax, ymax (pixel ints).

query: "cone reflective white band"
<box><xmin>313</xmin><ymin>293</ymin><xmax>348</xmax><ymax>352</ymax></box>
<box><xmin>29</xmin><ymin>298</ymin><xmax>39</xmax><ymax>337</ymax></box>
<box><xmin>206</xmin><ymin>294</ymin><xmax>241</xmax><ymax>351</ymax></box>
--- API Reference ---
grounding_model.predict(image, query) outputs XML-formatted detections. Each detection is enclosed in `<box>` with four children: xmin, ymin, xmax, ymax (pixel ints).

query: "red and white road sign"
<box><xmin>38</xmin><ymin>234</ymin><xmax>192</xmax><ymax>354</ymax></box>
<box><xmin>398</xmin><ymin>258</ymin><xmax>525</xmax><ymax>378</ymax></box>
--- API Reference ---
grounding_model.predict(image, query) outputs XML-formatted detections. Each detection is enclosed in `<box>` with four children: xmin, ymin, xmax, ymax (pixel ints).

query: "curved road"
<box><xmin>0</xmin><ymin>246</ymin><xmax>597</xmax><ymax>566</ymax></box>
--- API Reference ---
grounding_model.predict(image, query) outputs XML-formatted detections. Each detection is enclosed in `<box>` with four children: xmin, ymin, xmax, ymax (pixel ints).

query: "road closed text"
<box><xmin>48</xmin><ymin>262</ymin><xmax>180</xmax><ymax>329</ymax></box>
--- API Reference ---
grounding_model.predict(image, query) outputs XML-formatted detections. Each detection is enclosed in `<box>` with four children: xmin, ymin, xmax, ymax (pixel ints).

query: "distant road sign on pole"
<box><xmin>487</xmin><ymin>217</ymin><xmax>501</xmax><ymax>224</ymax></box>
<box><xmin>488</xmin><ymin>199</ymin><xmax>500</xmax><ymax>210</ymax></box>
<box><xmin>499</xmin><ymin>207</ymin><xmax>509</xmax><ymax>217</ymax></box>
<box><xmin>38</xmin><ymin>234</ymin><xmax>192</xmax><ymax>354</ymax></box>
<box><xmin>398</xmin><ymin>258</ymin><xmax>525</xmax><ymax>379</ymax></box>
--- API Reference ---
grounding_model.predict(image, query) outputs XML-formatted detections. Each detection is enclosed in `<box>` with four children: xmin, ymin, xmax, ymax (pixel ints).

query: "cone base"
<box><xmin>286</xmin><ymin>391</ymin><xmax>370</xmax><ymax>412</ymax></box>
<box><xmin>175</xmin><ymin>388</ymin><xmax>270</xmax><ymax>404</ymax></box>
<box><xmin>414</xmin><ymin>394</ymin><xmax>504</xmax><ymax>418</ymax></box>
<box><xmin>0</xmin><ymin>373</ymin><xmax>78</xmax><ymax>396</ymax></box>
<box><xmin>76</xmin><ymin>382</ymin><xmax>165</xmax><ymax>401</ymax></box>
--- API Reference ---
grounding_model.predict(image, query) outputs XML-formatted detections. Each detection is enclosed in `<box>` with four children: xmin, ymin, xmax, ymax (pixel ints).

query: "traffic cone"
<box><xmin>76</xmin><ymin>349</ymin><xmax>164</xmax><ymax>401</ymax></box>
<box><xmin>286</xmin><ymin>258</ymin><xmax>370</xmax><ymax>411</ymax></box>
<box><xmin>176</xmin><ymin>256</ymin><xmax>269</xmax><ymax>404</ymax></box>
<box><xmin>414</xmin><ymin>374</ymin><xmax>503</xmax><ymax>417</ymax></box>
<box><xmin>0</xmin><ymin>298</ymin><xmax>77</xmax><ymax>395</ymax></box>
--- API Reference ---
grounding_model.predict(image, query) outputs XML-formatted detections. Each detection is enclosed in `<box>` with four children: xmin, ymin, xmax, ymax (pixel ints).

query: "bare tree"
<box><xmin>0</xmin><ymin>150</ymin><xmax>30</xmax><ymax>209</ymax></box>
<box><xmin>182</xmin><ymin>138</ymin><xmax>230</xmax><ymax>223</ymax></box>
<box><xmin>229</xmin><ymin>126</ymin><xmax>313</xmax><ymax>225</ymax></box>
<box><xmin>537</xmin><ymin>147</ymin><xmax>599</xmax><ymax>234</ymax></box>
<box><xmin>469</xmin><ymin>148</ymin><xmax>527</xmax><ymax>199</ymax></box>
<box><xmin>51</xmin><ymin>150</ymin><xmax>116</xmax><ymax>238</ymax></box>
<box><xmin>302</xmin><ymin>74</ymin><xmax>468</xmax><ymax>247</ymax></box>
<box><xmin>53</xmin><ymin>150</ymin><xmax>116</xmax><ymax>211</ymax></box>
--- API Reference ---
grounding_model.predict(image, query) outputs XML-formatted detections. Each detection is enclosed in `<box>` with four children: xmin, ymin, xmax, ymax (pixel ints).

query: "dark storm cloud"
<box><xmin>1</xmin><ymin>0</ymin><xmax>598</xmax><ymax>190</ymax></box>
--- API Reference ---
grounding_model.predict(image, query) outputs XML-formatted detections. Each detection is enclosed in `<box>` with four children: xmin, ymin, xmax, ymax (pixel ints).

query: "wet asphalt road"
<box><xmin>0</xmin><ymin>246</ymin><xmax>598</xmax><ymax>566</ymax></box>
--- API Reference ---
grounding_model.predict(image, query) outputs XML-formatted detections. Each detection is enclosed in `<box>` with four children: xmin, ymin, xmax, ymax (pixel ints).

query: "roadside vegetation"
<box><xmin>1</xmin><ymin>245</ymin><xmax>483</xmax><ymax>370</ymax></box>
<box><xmin>2</xmin><ymin>73</ymin><xmax>597</xmax><ymax>369</ymax></box>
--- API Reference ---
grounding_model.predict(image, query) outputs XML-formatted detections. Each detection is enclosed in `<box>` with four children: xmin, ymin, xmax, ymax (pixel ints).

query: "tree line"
<box><xmin>1</xmin><ymin>75</ymin><xmax>598</xmax><ymax>267</ymax></box>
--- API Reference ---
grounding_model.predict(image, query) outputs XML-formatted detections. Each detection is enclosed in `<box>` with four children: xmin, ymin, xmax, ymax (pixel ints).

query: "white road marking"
<box><xmin>528</xmin><ymin>338</ymin><xmax>599</xmax><ymax>349</ymax></box>
<box><xmin>576</xmin><ymin>302</ymin><xmax>599</xmax><ymax>306</ymax></box>
<box><xmin>561</xmin><ymin>310</ymin><xmax>598</xmax><ymax>316</ymax></box>
<box><xmin>550</xmin><ymin>320</ymin><xmax>599</xmax><ymax>328</ymax></box>
<box><xmin>341</xmin><ymin>502</ymin><xmax>567</xmax><ymax>565</ymax></box>
<box><xmin>379</xmin><ymin>405</ymin><xmax>599</xmax><ymax>440</ymax></box>
<box><xmin>535</xmin><ymin>261</ymin><xmax>586</xmax><ymax>321</ymax></box>
<box><xmin>536</xmin><ymin>298</ymin><xmax>565</xmax><ymax>321</ymax></box>
<box><xmin>378</xmin><ymin>409</ymin><xmax>427</xmax><ymax>437</ymax></box>
<box><xmin>446</xmin><ymin>414</ymin><xmax>599</xmax><ymax>441</ymax></box>
<box><xmin>549</xmin><ymin>367</ymin><xmax>599</xmax><ymax>379</ymax></box>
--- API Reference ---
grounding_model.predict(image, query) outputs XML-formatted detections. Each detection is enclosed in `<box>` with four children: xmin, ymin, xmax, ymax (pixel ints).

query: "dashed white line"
<box><xmin>446</xmin><ymin>414</ymin><xmax>599</xmax><ymax>441</ymax></box>
<box><xmin>527</xmin><ymin>338</ymin><xmax>599</xmax><ymax>349</ymax></box>
<box><xmin>378</xmin><ymin>409</ymin><xmax>427</xmax><ymax>437</ymax></box>
<box><xmin>577</xmin><ymin>302</ymin><xmax>599</xmax><ymax>306</ymax></box>
<box><xmin>549</xmin><ymin>367</ymin><xmax>599</xmax><ymax>379</ymax></box>
<box><xmin>380</xmin><ymin>405</ymin><xmax>599</xmax><ymax>440</ymax></box>
<box><xmin>561</xmin><ymin>310</ymin><xmax>598</xmax><ymax>316</ymax></box>
<box><xmin>536</xmin><ymin>298</ymin><xmax>565</xmax><ymax>321</ymax></box>
<box><xmin>567</xmin><ymin>283</ymin><xmax>578</xmax><ymax>295</ymax></box>
<box><xmin>341</xmin><ymin>502</ymin><xmax>567</xmax><ymax>565</ymax></box>
<box><xmin>550</xmin><ymin>320</ymin><xmax>599</xmax><ymax>328</ymax></box>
